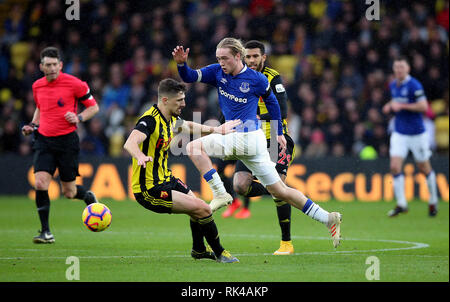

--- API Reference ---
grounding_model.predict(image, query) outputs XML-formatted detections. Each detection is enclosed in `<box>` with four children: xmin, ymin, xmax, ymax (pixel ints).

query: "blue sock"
<box><xmin>203</xmin><ymin>168</ymin><xmax>217</xmax><ymax>182</ymax></box>
<box><xmin>302</xmin><ymin>199</ymin><xmax>329</xmax><ymax>224</ymax></box>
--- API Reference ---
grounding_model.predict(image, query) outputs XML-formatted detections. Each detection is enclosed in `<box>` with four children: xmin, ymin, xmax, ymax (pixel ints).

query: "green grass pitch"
<box><xmin>0</xmin><ymin>196</ymin><xmax>448</xmax><ymax>282</ymax></box>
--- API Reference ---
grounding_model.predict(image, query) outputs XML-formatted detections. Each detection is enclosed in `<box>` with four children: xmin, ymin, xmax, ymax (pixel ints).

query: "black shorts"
<box><xmin>134</xmin><ymin>177</ymin><xmax>190</xmax><ymax>214</ymax></box>
<box><xmin>32</xmin><ymin>131</ymin><xmax>80</xmax><ymax>182</ymax></box>
<box><xmin>235</xmin><ymin>133</ymin><xmax>295</xmax><ymax>176</ymax></box>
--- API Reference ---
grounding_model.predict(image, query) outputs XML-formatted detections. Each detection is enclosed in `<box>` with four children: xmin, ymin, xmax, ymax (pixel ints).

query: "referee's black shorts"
<box><xmin>32</xmin><ymin>131</ymin><xmax>80</xmax><ymax>182</ymax></box>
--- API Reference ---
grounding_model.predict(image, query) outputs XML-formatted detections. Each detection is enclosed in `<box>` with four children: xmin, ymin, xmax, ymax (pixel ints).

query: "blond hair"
<box><xmin>217</xmin><ymin>37</ymin><xmax>246</xmax><ymax>58</ymax></box>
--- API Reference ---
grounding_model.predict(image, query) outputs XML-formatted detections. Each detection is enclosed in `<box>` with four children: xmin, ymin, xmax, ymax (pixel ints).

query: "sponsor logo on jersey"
<box><xmin>219</xmin><ymin>87</ymin><xmax>247</xmax><ymax>103</ymax></box>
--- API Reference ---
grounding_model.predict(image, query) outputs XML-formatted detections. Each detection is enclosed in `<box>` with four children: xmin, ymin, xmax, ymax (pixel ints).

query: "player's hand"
<box><xmin>137</xmin><ymin>155</ymin><xmax>153</xmax><ymax>168</ymax></box>
<box><xmin>65</xmin><ymin>111</ymin><xmax>79</xmax><ymax>124</ymax></box>
<box><xmin>214</xmin><ymin>119</ymin><xmax>242</xmax><ymax>135</ymax></box>
<box><xmin>382</xmin><ymin>103</ymin><xmax>391</xmax><ymax>114</ymax></box>
<box><xmin>21</xmin><ymin>125</ymin><xmax>34</xmax><ymax>136</ymax></box>
<box><xmin>390</xmin><ymin>102</ymin><xmax>404</xmax><ymax>112</ymax></box>
<box><xmin>172</xmin><ymin>46</ymin><xmax>190</xmax><ymax>64</ymax></box>
<box><xmin>277</xmin><ymin>135</ymin><xmax>287</xmax><ymax>153</ymax></box>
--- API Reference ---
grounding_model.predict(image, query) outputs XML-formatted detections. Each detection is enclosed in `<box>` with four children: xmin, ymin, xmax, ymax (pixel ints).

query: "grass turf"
<box><xmin>0</xmin><ymin>196</ymin><xmax>448</xmax><ymax>282</ymax></box>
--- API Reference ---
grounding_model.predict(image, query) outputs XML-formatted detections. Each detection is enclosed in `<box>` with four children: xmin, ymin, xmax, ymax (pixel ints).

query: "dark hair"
<box><xmin>158</xmin><ymin>78</ymin><xmax>186</xmax><ymax>97</ymax></box>
<box><xmin>244</xmin><ymin>40</ymin><xmax>265</xmax><ymax>55</ymax></box>
<box><xmin>40</xmin><ymin>47</ymin><xmax>61</xmax><ymax>62</ymax></box>
<box><xmin>393</xmin><ymin>55</ymin><xmax>409</xmax><ymax>63</ymax></box>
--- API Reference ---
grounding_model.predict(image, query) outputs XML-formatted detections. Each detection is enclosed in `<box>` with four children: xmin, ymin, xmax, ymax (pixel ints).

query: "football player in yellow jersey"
<box><xmin>124</xmin><ymin>78</ymin><xmax>240</xmax><ymax>263</ymax></box>
<box><xmin>231</xmin><ymin>40</ymin><xmax>296</xmax><ymax>255</ymax></box>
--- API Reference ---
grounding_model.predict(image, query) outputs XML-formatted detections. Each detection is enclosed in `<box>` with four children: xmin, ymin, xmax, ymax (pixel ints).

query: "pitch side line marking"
<box><xmin>0</xmin><ymin>234</ymin><xmax>431</xmax><ymax>260</ymax></box>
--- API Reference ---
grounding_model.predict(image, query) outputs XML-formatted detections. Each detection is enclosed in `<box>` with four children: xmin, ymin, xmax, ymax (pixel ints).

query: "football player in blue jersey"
<box><xmin>383</xmin><ymin>56</ymin><xmax>439</xmax><ymax>217</ymax></box>
<box><xmin>173</xmin><ymin>37</ymin><xmax>342</xmax><ymax>248</ymax></box>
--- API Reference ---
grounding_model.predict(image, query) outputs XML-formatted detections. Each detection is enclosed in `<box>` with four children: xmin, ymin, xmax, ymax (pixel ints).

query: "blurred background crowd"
<box><xmin>0</xmin><ymin>0</ymin><xmax>448</xmax><ymax>159</ymax></box>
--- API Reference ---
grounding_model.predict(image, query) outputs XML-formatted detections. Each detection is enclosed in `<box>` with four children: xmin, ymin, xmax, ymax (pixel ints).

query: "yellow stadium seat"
<box><xmin>270</xmin><ymin>55</ymin><xmax>298</xmax><ymax>84</ymax></box>
<box><xmin>10</xmin><ymin>41</ymin><xmax>30</xmax><ymax>79</ymax></box>
<box><xmin>435</xmin><ymin>115</ymin><xmax>449</xmax><ymax>149</ymax></box>
<box><xmin>431</xmin><ymin>99</ymin><xmax>446</xmax><ymax>115</ymax></box>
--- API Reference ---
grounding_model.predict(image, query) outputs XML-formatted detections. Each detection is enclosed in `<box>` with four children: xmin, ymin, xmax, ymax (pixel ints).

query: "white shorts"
<box><xmin>198</xmin><ymin>129</ymin><xmax>281</xmax><ymax>186</ymax></box>
<box><xmin>389</xmin><ymin>131</ymin><xmax>432</xmax><ymax>162</ymax></box>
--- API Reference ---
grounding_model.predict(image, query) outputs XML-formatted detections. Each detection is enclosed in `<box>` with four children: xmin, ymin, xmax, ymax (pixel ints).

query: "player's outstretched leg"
<box><xmin>267</xmin><ymin>181</ymin><xmax>342</xmax><ymax>248</ymax></box>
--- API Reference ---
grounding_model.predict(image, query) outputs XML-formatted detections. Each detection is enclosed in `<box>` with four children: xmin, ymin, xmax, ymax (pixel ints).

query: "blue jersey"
<box><xmin>389</xmin><ymin>75</ymin><xmax>427</xmax><ymax>135</ymax></box>
<box><xmin>177</xmin><ymin>63</ymin><xmax>283</xmax><ymax>135</ymax></box>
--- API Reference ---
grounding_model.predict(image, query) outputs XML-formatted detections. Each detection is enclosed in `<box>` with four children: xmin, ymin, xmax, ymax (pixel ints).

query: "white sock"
<box><xmin>393</xmin><ymin>173</ymin><xmax>408</xmax><ymax>209</ymax></box>
<box><xmin>302</xmin><ymin>199</ymin><xmax>329</xmax><ymax>225</ymax></box>
<box><xmin>426</xmin><ymin>170</ymin><xmax>438</xmax><ymax>206</ymax></box>
<box><xmin>203</xmin><ymin>169</ymin><xmax>226</xmax><ymax>198</ymax></box>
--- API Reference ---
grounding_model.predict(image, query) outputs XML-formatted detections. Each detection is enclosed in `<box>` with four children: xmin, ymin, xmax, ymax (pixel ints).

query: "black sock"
<box><xmin>190</xmin><ymin>218</ymin><xmax>206</xmax><ymax>252</ymax></box>
<box><xmin>198</xmin><ymin>215</ymin><xmax>224</xmax><ymax>257</ymax></box>
<box><xmin>245</xmin><ymin>180</ymin><xmax>269</xmax><ymax>197</ymax></box>
<box><xmin>243</xmin><ymin>196</ymin><xmax>250</xmax><ymax>208</ymax></box>
<box><xmin>74</xmin><ymin>185</ymin><xmax>89</xmax><ymax>205</ymax></box>
<box><xmin>36</xmin><ymin>190</ymin><xmax>50</xmax><ymax>232</ymax></box>
<box><xmin>220</xmin><ymin>173</ymin><xmax>236</xmax><ymax>199</ymax></box>
<box><xmin>274</xmin><ymin>199</ymin><xmax>291</xmax><ymax>241</ymax></box>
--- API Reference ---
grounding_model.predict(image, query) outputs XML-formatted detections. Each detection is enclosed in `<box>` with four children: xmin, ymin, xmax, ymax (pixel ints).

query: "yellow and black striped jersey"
<box><xmin>258</xmin><ymin>66</ymin><xmax>289</xmax><ymax>139</ymax></box>
<box><xmin>131</xmin><ymin>104</ymin><xmax>179</xmax><ymax>193</ymax></box>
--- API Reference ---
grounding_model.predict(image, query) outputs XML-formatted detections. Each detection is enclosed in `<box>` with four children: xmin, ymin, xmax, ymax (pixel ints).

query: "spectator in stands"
<box><xmin>0</xmin><ymin>0</ymin><xmax>447</xmax><ymax>158</ymax></box>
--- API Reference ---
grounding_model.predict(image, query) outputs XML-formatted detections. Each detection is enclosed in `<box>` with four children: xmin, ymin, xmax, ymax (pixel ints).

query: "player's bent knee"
<box><xmin>62</xmin><ymin>189</ymin><xmax>76</xmax><ymax>199</ymax></box>
<box><xmin>233</xmin><ymin>173</ymin><xmax>252</xmax><ymax>195</ymax></box>
<box><xmin>186</xmin><ymin>140</ymin><xmax>202</xmax><ymax>157</ymax></box>
<box><xmin>233</xmin><ymin>182</ymin><xmax>248</xmax><ymax>195</ymax></box>
<box><xmin>192</xmin><ymin>200</ymin><xmax>211</xmax><ymax>219</ymax></box>
<box><xmin>34</xmin><ymin>178</ymin><xmax>49</xmax><ymax>191</ymax></box>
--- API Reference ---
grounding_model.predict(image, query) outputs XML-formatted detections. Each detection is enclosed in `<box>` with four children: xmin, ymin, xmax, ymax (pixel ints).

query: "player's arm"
<box><xmin>172</xmin><ymin>45</ymin><xmax>217</xmax><ymax>85</ymax></box>
<box><xmin>174</xmin><ymin>118</ymin><xmax>242</xmax><ymax>136</ymax></box>
<box><xmin>388</xmin><ymin>81</ymin><xmax>428</xmax><ymax>113</ymax></box>
<box><xmin>260</xmin><ymin>85</ymin><xmax>283</xmax><ymax>135</ymax></box>
<box><xmin>262</xmin><ymin>88</ymin><xmax>286</xmax><ymax>151</ymax></box>
<box><xmin>259</xmin><ymin>75</ymin><xmax>288</xmax><ymax>121</ymax></box>
<box><xmin>391</xmin><ymin>99</ymin><xmax>428</xmax><ymax>113</ymax></box>
<box><xmin>258</xmin><ymin>75</ymin><xmax>286</xmax><ymax>150</ymax></box>
<box><xmin>123</xmin><ymin>116</ymin><xmax>156</xmax><ymax>168</ymax></box>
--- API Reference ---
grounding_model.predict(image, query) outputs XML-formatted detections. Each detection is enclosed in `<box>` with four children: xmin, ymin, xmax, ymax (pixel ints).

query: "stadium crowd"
<box><xmin>0</xmin><ymin>0</ymin><xmax>448</xmax><ymax>159</ymax></box>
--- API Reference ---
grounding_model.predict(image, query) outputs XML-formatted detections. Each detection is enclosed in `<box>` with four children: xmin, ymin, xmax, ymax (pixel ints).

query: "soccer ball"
<box><xmin>82</xmin><ymin>203</ymin><xmax>112</xmax><ymax>232</ymax></box>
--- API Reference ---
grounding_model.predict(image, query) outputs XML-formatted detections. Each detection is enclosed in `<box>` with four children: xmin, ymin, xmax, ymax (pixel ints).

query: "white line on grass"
<box><xmin>0</xmin><ymin>234</ymin><xmax>431</xmax><ymax>260</ymax></box>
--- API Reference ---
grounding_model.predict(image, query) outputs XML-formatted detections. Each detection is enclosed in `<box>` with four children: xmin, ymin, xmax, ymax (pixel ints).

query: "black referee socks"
<box><xmin>35</xmin><ymin>190</ymin><xmax>50</xmax><ymax>232</ymax></box>
<box><xmin>74</xmin><ymin>185</ymin><xmax>89</xmax><ymax>204</ymax></box>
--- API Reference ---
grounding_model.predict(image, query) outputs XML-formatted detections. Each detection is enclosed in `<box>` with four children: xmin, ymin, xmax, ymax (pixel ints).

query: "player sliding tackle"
<box><xmin>173</xmin><ymin>37</ymin><xmax>343</xmax><ymax>248</ymax></box>
<box><xmin>124</xmin><ymin>78</ymin><xmax>240</xmax><ymax>263</ymax></box>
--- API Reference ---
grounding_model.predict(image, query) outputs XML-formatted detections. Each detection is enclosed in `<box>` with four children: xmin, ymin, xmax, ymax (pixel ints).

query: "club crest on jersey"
<box><xmin>239</xmin><ymin>82</ymin><xmax>250</xmax><ymax>93</ymax></box>
<box><xmin>57</xmin><ymin>97</ymin><xmax>65</xmax><ymax>107</ymax></box>
<box><xmin>220</xmin><ymin>78</ymin><xmax>227</xmax><ymax>84</ymax></box>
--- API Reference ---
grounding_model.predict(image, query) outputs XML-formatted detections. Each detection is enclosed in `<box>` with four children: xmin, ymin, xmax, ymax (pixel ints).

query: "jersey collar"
<box><xmin>231</xmin><ymin>64</ymin><xmax>247</xmax><ymax>77</ymax></box>
<box><xmin>396</xmin><ymin>75</ymin><xmax>411</xmax><ymax>86</ymax></box>
<box><xmin>154</xmin><ymin>104</ymin><xmax>169</xmax><ymax>124</ymax></box>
